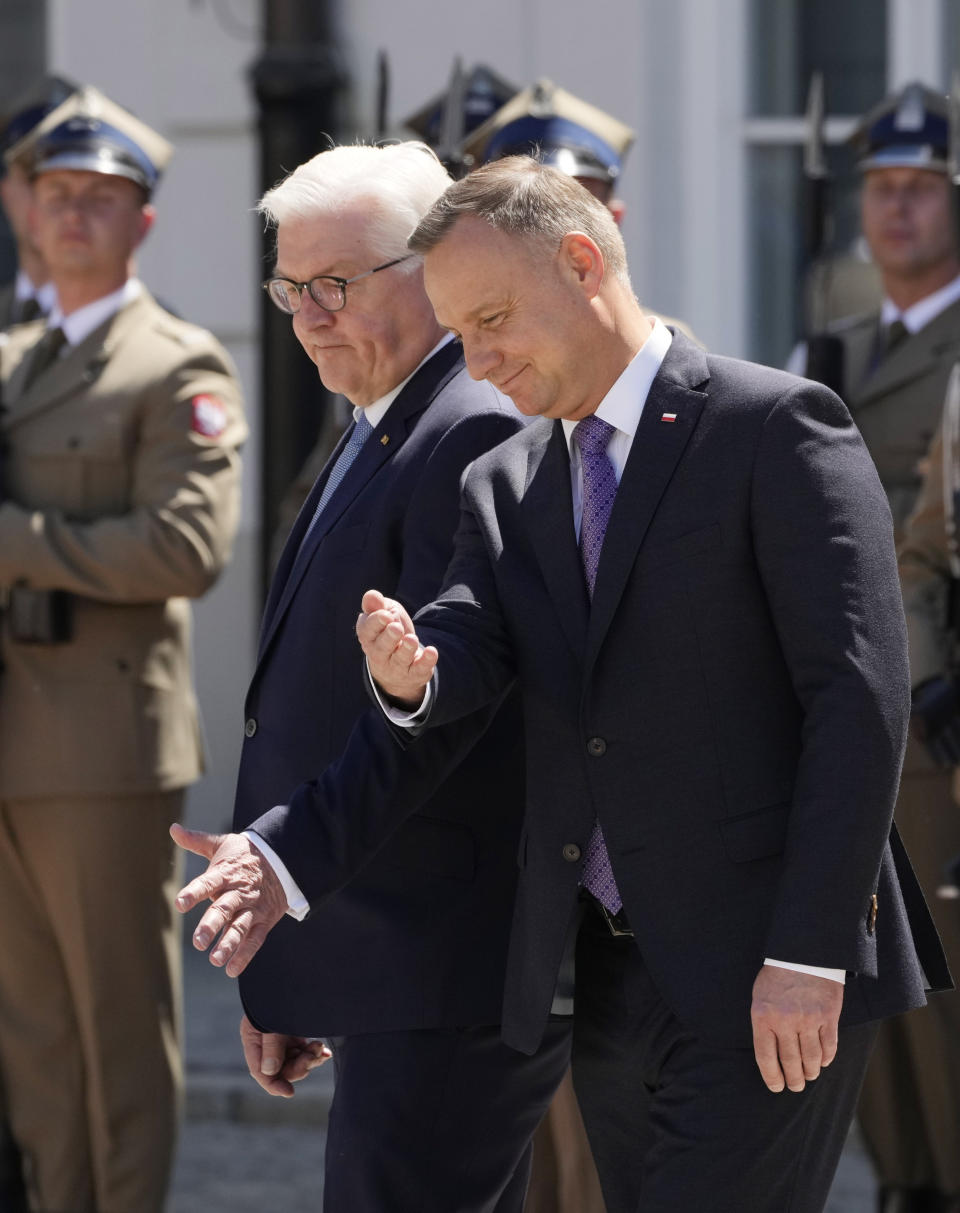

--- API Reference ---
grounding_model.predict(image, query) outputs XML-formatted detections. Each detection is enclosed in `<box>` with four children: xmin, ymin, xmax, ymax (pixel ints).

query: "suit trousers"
<box><xmin>570</xmin><ymin>903</ymin><xmax>878</xmax><ymax>1213</ymax></box>
<box><xmin>0</xmin><ymin>792</ymin><xmax>184</xmax><ymax>1213</ymax></box>
<box><xmin>323</xmin><ymin>1022</ymin><xmax>571</xmax><ymax>1213</ymax></box>
<box><xmin>858</xmin><ymin>765</ymin><xmax>960</xmax><ymax>1195</ymax></box>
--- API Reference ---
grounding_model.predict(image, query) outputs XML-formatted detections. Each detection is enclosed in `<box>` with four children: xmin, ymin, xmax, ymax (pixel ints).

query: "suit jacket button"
<box><xmin>244</xmin><ymin>717</ymin><xmax>257</xmax><ymax>738</ymax></box>
<box><xmin>562</xmin><ymin>843</ymin><xmax>582</xmax><ymax>862</ymax></box>
<box><xmin>586</xmin><ymin>736</ymin><xmax>606</xmax><ymax>757</ymax></box>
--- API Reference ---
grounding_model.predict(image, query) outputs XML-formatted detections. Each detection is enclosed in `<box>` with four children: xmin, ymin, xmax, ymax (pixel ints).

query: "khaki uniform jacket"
<box><xmin>829</xmin><ymin>298</ymin><xmax>960</xmax><ymax>543</ymax></box>
<box><xmin>899</xmin><ymin>420</ymin><xmax>955</xmax><ymax>689</ymax></box>
<box><xmin>0</xmin><ymin>288</ymin><xmax>246</xmax><ymax>799</ymax></box>
<box><xmin>820</xmin><ymin>298</ymin><xmax>960</xmax><ymax>779</ymax></box>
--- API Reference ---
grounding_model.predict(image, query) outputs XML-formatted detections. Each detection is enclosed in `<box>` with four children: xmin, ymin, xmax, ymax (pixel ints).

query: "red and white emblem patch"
<box><xmin>190</xmin><ymin>394</ymin><xmax>227</xmax><ymax>437</ymax></box>
<box><xmin>660</xmin><ymin>412</ymin><xmax>678</xmax><ymax>423</ymax></box>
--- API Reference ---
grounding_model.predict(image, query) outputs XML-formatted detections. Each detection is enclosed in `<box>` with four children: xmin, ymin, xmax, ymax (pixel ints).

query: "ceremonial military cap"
<box><xmin>403</xmin><ymin>63</ymin><xmax>517</xmax><ymax>161</ymax></box>
<box><xmin>0</xmin><ymin>74</ymin><xmax>79</xmax><ymax>170</ymax></box>
<box><xmin>463</xmin><ymin>79</ymin><xmax>636</xmax><ymax>188</ymax></box>
<box><xmin>5</xmin><ymin>85</ymin><xmax>173</xmax><ymax>196</ymax></box>
<box><xmin>851</xmin><ymin>81</ymin><xmax>949</xmax><ymax>173</ymax></box>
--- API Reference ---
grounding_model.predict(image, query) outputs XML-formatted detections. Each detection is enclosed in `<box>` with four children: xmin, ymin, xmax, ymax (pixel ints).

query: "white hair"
<box><xmin>258</xmin><ymin>141</ymin><xmax>453</xmax><ymax>267</ymax></box>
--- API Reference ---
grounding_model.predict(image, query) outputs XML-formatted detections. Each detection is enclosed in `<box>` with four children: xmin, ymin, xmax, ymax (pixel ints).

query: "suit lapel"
<box><xmin>521</xmin><ymin>422</ymin><xmax>590</xmax><ymax>660</ymax></box>
<box><xmin>583</xmin><ymin>334</ymin><xmax>708</xmax><ymax>673</ymax></box>
<box><xmin>4</xmin><ymin>294</ymin><xmax>148</xmax><ymax>428</ymax></box>
<box><xmin>854</xmin><ymin>297</ymin><xmax>960</xmax><ymax>408</ymax></box>
<box><xmin>256</xmin><ymin>341</ymin><xmax>465</xmax><ymax>665</ymax></box>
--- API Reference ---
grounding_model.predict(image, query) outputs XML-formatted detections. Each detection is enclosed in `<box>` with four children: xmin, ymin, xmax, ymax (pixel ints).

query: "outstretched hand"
<box><xmin>171</xmin><ymin>824</ymin><xmax>288</xmax><ymax>977</ymax></box>
<box><xmin>240</xmin><ymin>1014</ymin><xmax>331</xmax><ymax>1098</ymax></box>
<box><xmin>356</xmin><ymin>588</ymin><xmax>438</xmax><ymax>708</ymax></box>
<box><xmin>751</xmin><ymin>965</ymin><xmax>844</xmax><ymax>1093</ymax></box>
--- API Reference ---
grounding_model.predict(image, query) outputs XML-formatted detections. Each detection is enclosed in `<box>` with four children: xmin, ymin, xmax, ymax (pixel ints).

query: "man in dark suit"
<box><xmin>350</xmin><ymin>159</ymin><xmax>952</xmax><ymax>1213</ymax></box>
<box><xmin>178</xmin><ymin>158</ymin><xmax>950</xmax><ymax>1213</ymax></box>
<box><xmin>174</xmin><ymin>142</ymin><xmax>569</xmax><ymax>1212</ymax></box>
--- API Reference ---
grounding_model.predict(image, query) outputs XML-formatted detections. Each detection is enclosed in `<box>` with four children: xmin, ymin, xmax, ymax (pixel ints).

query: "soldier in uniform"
<box><xmin>0</xmin><ymin>76</ymin><xmax>77</xmax><ymax>328</ymax></box>
<box><xmin>802</xmin><ymin>82</ymin><xmax>960</xmax><ymax>1213</ymax></box>
<box><xmin>0</xmin><ymin>87</ymin><xmax>246</xmax><ymax>1212</ymax></box>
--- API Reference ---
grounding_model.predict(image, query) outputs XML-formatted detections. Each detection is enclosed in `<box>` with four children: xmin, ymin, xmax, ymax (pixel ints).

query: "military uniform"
<box><xmin>803</xmin><ymin>83</ymin><xmax>960</xmax><ymax>1210</ymax></box>
<box><xmin>0</xmin><ymin>284</ymin><xmax>245</xmax><ymax>1213</ymax></box>
<box><xmin>0</xmin><ymin>88</ymin><xmax>246</xmax><ymax>1213</ymax></box>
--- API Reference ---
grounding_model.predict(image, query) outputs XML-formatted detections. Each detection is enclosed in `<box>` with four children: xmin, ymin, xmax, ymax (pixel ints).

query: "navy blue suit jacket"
<box><xmin>255</xmin><ymin>332</ymin><xmax>951</xmax><ymax>1055</ymax></box>
<box><xmin>235</xmin><ymin>342</ymin><xmax>527</xmax><ymax>1037</ymax></box>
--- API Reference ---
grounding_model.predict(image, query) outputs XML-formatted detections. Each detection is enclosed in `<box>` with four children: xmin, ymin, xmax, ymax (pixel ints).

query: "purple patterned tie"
<box><xmin>573</xmin><ymin>415</ymin><xmax>623</xmax><ymax>914</ymax></box>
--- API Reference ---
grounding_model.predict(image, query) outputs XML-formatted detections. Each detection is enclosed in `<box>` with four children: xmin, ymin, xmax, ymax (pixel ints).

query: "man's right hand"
<box><xmin>239</xmin><ymin>1014</ymin><xmax>331</xmax><ymax>1098</ymax></box>
<box><xmin>356</xmin><ymin>588</ymin><xmax>438</xmax><ymax>708</ymax></box>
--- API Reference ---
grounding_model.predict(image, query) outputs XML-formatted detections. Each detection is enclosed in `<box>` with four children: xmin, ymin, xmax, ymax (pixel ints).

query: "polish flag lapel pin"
<box><xmin>660</xmin><ymin>411</ymin><xmax>678</xmax><ymax>423</ymax></box>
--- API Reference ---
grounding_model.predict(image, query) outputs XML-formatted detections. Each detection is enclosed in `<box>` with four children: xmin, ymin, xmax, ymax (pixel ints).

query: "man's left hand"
<box><xmin>170</xmin><ymin>824</ymin><xmax>287</xmax><ymax>977</ymax></box>
<box><xmin>751</xmin><ymin>965</ymin><xmax>844</xmax><ymax>1093</ymax></box>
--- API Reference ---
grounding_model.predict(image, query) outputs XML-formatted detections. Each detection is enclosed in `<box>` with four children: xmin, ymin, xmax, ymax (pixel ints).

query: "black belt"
<box><xmin>581</xmin><ymin>889</ymin><xmax>634</xmax><ymax>938</ymax></box>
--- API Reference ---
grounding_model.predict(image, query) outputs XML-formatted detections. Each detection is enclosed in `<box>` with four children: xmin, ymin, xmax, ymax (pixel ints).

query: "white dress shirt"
<box><xmin>879</xmin><ymin>271</ymin><xmax>960</xmax><ymax>334</ymax></box>
<box><xmin>13</xmin><ymin>269</ymin><xmax>58</xmax><ymax>318</ymax></box>
<box><xmin>48</xmin><ymin>277</ymin><xmax>142</xmax><ymax>346</ymax></box>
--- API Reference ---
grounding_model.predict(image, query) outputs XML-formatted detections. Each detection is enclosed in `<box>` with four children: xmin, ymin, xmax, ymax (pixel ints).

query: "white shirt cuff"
<box><xmin>764</xmin><ymin>958</ymin><xmax>846</xmax><ymax>984</ymax></box>
<box><xmin>366</xmin><ymin>656</ymin><xmax>432</xmax><ymax>725</ymax></box>
<box><xmin>243</xmin><ymin>827</ymin><xmax>310</xmax><ymax>921</ymax></box>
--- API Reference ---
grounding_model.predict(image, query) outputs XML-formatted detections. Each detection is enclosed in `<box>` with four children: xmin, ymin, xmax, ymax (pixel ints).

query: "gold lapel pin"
<box><xmin>380</xmin><ymin>434</ymin><xmax>390</xmax><ymax>446</ymax></box>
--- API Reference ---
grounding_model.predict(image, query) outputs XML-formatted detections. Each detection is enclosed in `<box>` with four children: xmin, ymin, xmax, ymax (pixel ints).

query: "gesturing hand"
<box><xmin>356</xmin><ymin>588</ymin><xmax>438</xmax><ymax>708</ymax></box>
<box><xmin>751</xmin><ymin>965</ymin><xmax>844</xmax><ymax>1093</ymax></box>
<box><xmin>239</xmin><ymin>1014</ymin><xmax>331</xmax><ymax>1098</ymax></box>
<box><xmin>170</xmin><ymin>824</ymin><xmax>288</xmax><ymax>977</ymax></box>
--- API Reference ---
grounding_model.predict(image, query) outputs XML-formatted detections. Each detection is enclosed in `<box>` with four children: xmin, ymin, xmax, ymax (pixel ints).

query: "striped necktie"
<box><xmin>573</xmin><ymin>414</ymin><xmax>623</xmax><ymax>915</ymax></box>
<box><xmin>300</xmin><ymin>412</ymin><xmax>374</xmax><ymax>549</ymax></box>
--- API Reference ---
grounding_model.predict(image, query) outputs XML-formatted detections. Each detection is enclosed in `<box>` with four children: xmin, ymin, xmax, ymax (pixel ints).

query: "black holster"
<box><xmin>6</xmin><ymin>585</ymin><xmax>74</xmax><ymax>644</ymax></box>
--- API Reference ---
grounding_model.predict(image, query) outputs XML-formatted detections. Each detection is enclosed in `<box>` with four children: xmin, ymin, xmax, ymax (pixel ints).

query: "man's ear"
<box><xmin>559</xmin><ymin>231</ymin><xmax>605</xmax><ymax>299</ymax></box>
<box><xmin>136</xmin><ymin>203</ymin><xmax>157</xmax><ymax>248</ymax></box>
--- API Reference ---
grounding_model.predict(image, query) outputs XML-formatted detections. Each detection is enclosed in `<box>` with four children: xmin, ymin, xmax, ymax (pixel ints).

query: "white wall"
<box><xmin>342</xmin><ymin>0</ymin><xmax>748</xmax><ymax>356</ymax></box>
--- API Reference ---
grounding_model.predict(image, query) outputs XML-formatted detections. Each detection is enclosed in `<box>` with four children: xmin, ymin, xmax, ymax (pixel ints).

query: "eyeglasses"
<box><xmin>263</xmin><ymin>256</ymin><xmax>411</xmax><ymax>314</ymax></box>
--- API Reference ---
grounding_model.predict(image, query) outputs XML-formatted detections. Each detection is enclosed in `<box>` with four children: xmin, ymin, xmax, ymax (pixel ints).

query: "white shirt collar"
<box><xmin>48</xmin><ymin>278</ymin><xmax>143</xmax><ymax>347</ymax></box>
<box><xmin>560</xmin><ymin>318</ymin><xmax>673</xmax><ymax>455</ymax></box>
<box><xmin>14</xmin><ymin>269</ymin><xmax>57</xmax><ymax>316</ymax></box>
<box><xmin>354</xmin><ymin>332</ymin><xmax>455</xmax><ymax>428</ymax></box>
<box><xmin>880</xmin><ymin>272</ymin><xmax>960</xmax><ymax>334</ymax></box>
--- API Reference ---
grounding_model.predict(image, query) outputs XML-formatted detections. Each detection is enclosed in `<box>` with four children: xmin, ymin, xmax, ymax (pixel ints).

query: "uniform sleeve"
<box><xmin>0</xmin><ymin>341</ymin><xmax>247</xmax><ymax>601</ymax></box>
<box><xmin>393</xmin><ymin>402</ymin><xmax>523</xmax><ymax>613</ymax></box>
<box><xmin>897</xmin><ymin>422</ymin><xmax>953</xmax><ymax>687</ymax></box>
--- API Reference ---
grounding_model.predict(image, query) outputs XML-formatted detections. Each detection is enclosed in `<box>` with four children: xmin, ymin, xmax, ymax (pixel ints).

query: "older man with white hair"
<box><xmin>174</xmin><ymin>142</ymin><xmax>570</xmax><ymax>1212</ymax></box>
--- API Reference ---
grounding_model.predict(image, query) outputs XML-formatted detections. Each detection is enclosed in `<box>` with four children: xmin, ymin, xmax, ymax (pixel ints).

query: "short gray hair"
<box><xmin>408</xmin><ymin>156</ymin><xmax>630</xmax><ymax>286</ymax></box>
<box><xmin>258</xmin><ymin>141</ymin><xmax>453</xmax><ymax>266</ymax></box>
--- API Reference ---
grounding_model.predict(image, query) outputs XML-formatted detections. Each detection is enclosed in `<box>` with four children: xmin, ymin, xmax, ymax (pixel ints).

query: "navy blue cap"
<box><xmin>463</xmin><ymin>80</ymin><xmax>635</xmax><ymax>188</ymax></box>
<box><xmin>0</xmin><ymin>75</ymin><xmax>79</xmax><ymax>168</ymax></box>
<box><xmin>852</xmin><ymin>82</ymin><xmax>949</xmax><ymax>173</ymax></box>
<box><xmin>404</xmin><ymin>64</ymin><xmax>517</xmax><ymax>152</ymax></box>
<box><xmin>485</xmin><ymin>114</ymin><xmax>622</xmax><ymax>183</ymax></box>
<box><xmin>6</xmin><ymin>86</ymin><xmax>173</xmax><ymax>197</ymax></box>
<box><xmin>33</xmin><ymin>115</ymin><xmax>160</xmax><ymax>193</ymax></box>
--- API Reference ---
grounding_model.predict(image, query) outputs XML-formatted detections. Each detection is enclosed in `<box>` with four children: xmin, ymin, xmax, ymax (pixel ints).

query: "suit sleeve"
<box><xmin>393</xmin><ymin>403</ymin><xmax>521</xmax><ymax>613</ymax></box>
<box><xmin>751</xmin><ymin>381</ymin><xmax>912</xmax><ymax>969</ymax></box>
<box><xmin>0</xmin><ymin>343</ymin><xmax>247</xmax><ymax>600</ymax></box>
